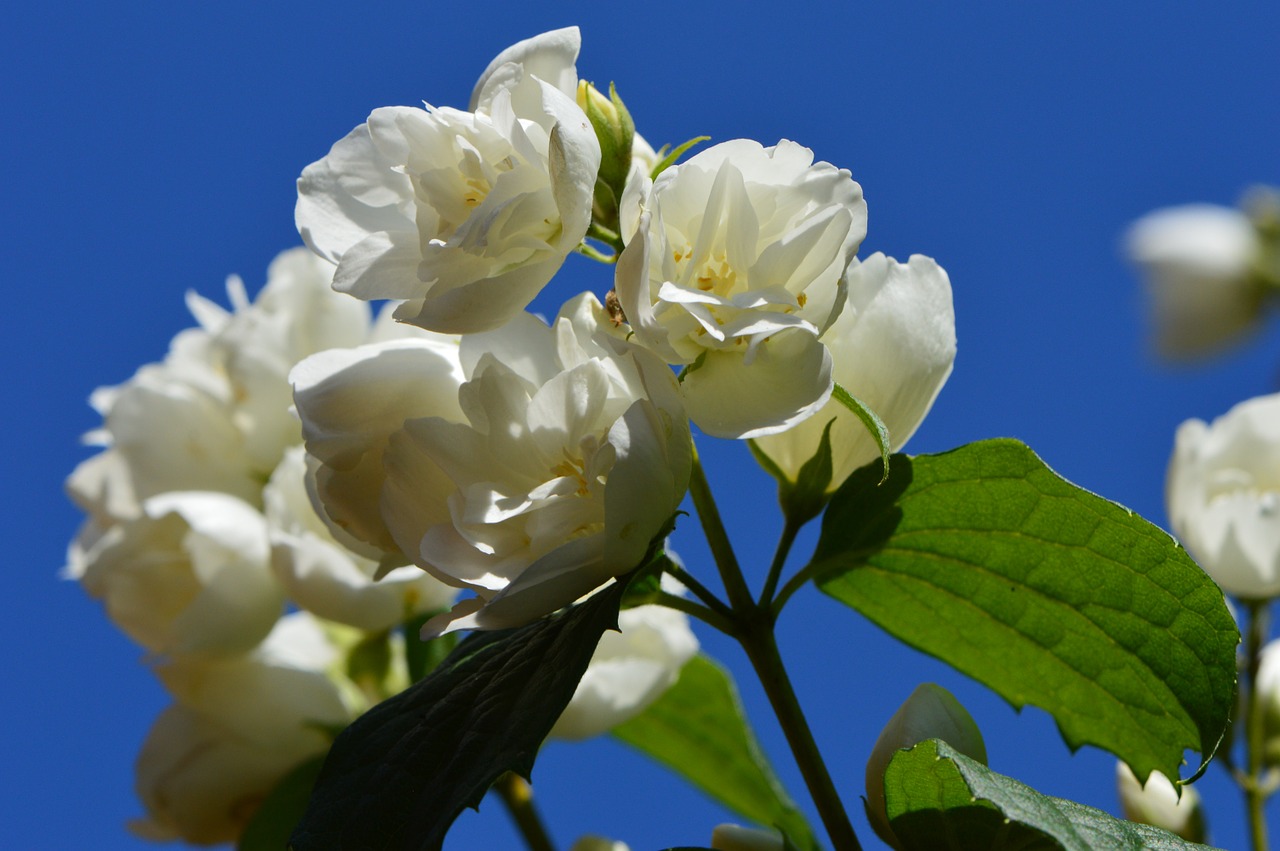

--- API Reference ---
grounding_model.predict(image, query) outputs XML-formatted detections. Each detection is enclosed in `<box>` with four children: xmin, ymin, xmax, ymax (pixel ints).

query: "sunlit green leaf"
<box><xmin>811</xmin><ymin>438</ymin><xmax>1237</xmax><ymax>783</ymax></box>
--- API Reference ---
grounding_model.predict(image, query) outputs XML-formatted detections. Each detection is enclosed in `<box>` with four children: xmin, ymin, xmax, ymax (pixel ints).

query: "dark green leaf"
<box><xmin>238</xmin><ymin>755</ymin><xmax>325</xmax><ymax>851</ymax></box>
<box><xmin>811</xmin><ymin>439</ymin><xmax>1237</xmax><ymax>783</ymax></box>
<box><xmin>290</xmin><ymin>580</ymin><xmax>628</xmax><ymax>851</ymax></box>
<box><xmin>884</xmin><ymin>739</ymin><xmax>1220</xmax><ymax>851</ymax></box>
<box><xmin>830</xmin><ymin>384</ymin><xmax>890</xmax><ymax>485</ymax></box>
<box><xmin>612</xmin><ymin>655</ymin><xmax>819</xmax><ymax>851</ymax></box>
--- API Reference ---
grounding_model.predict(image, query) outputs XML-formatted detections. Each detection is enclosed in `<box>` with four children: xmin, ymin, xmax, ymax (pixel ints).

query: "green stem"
<box><xmin>574</xmin><ymin>242</ymin><xmax>617</xmax><ymax>264</ymax></box>
<box><xmin>760</xmin><ymin>516</ymin><xmax>804</xmax><ymax>608</ymax></box>
<box><xmin>688</xmin><ymin>444</ymin><xmax>755</xmax><ymax>612</ymax></box>
<box><xmin>495</xmin><ymin>772</ymin><xmax>556</xmax><ymax>851</ymax></box>
<box><xmin>1243</xmin><ymin>600</ymin><xmax>1272</xmax><ymax>851</ymax></box>
<box><xmin>739</xmin><ymin>620</ymin><xmax>862</xmax><ymax>851</ymax></box>
<box><xmin>630</xmin><ymin>589</ymin><xmax>737</xmax><ymax>636</ymax></box>
<box><xmin>665</xmin><ymin>562</ymin><xmax>739</xmax><ymax>629</ymax></box>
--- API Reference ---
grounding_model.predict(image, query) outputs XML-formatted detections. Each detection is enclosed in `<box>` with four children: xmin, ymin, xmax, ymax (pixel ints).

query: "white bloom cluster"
<box><xmin>64</xmin><ymin>249</ymin><xmax>457</xmax><ymax>841</ymax></box>
<box><xmin>69</xmin><ymin>22</ymin><xmax>961</xmax><ymax>847</ymax></box>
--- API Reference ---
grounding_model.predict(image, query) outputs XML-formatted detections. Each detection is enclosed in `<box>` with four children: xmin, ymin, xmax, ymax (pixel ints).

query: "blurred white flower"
<box><xmin>710</xmin><ymin>824</ymin><xmax>785</xmax><ymax>851</ymax></box>
<box><xmin>1126</xmin><ymin>203</ymin><xmax>1262</xmax><ymax>359</ymax></box>
<box><xmin>752</xmin><ymin>253</ymin><xmax>955</xmax><ymax>490</ymax></box>
<box><xmin>864</xmin><ymin>683</ymin><xmax>986</xmax><ymax>849</ymax></box>
<box><xmin>264</xmin><ymin>447</ymin><xmax>459</xmax><ymax>631</ymax></box>
<box><xmin>296</xmin><ymin>27</ymin><xmax>600</xmax><ymax>334</ymax></box>
<box><xmin>615</xmin><ymin>138</ymin><xmax>866</xmax><ymax>438</ymax></box>
<box><xmin>131</xmin><ymin>614</ymin><xmax>358</xmax><ymax>845</ymax></box>
<box><xmin>293</xmin><ymin>294</ymin><xmax>691</xmax><ymax>635</ymax></box>
<box><xmin>1116</xmin><ymin>762</ymin><xmax>1204</xmax><ymax>842</ymax></box>
<box><xmin>550</xmin><ymin>583</ymin><xmax>698</xmax><ymax>740</ymax></box>
<box><xmin>1167</xmin><ymin>392</ymin><xmax>1280</xmax><ymax>598</ymax></box>
<box><xmin>67</xmin><ymin>492</ymin><xmax>283</xmax><ymax>658</ymax></box>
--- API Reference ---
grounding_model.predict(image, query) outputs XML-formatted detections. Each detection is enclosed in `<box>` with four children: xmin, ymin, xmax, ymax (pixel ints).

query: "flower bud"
<box><xmin>1254</xmin><ymin>638</ymin><xmax>1280</xmax><ymax>766</ymax></box>
<box><xmin>569</xmin><ymin>837</ymin><xmax>631</xmax><ymax>851</ymax></box>
<box><xmin>864</xmin><ymin>684</ymin><xmax>987</xmax><ymax>849</ymax></box>
<box><xmin>577</xmin><ymin>80</ymin><xmax>635</xmax><ymax>225</ymax></box>
<box><xmin>1116</xmin><ymin>763</ymin><xmax>1206</xmax><ymax>843</ymax></box>
<box><xmin>710</xmin><ymin>823</ymin><xmax>784</xmax><ymax>851</ymax></box>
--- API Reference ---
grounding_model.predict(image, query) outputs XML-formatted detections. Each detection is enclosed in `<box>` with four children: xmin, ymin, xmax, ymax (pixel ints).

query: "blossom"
<box><xmin>66</xmin><ymin>492</ymin><xmax>283</xmax><ymax>657</ymax></box>
<box><xmin>1126</xmin><ymin>204</ymin><xmax>1263</xmax><ymax>359</ymax></box>
<box><xmin>751</xmin><ymin>253</ymin><xmax>955</xmax><ymax>490</ymax></box>
<box><xmin>65</xmin><ymin>248</ymin><xmax>370</xmax><ymax>525</ymax></box>
<box><xmin>1115</xmin><ymin>763</ymin><xmax>1205</xmax><ymax>842</ymax></box>
<box><xmin>1166</xmin><ymin>392</ymin><xmax>1280</xmax><ymax>599</ymax></box>
<box><xmin>292</xmin><ymin>294</ymin><xmax>691</xmax><ymax>634</ymax></box>
<box><xmin>550</xmin><ymin>589</ymin><xmax>698</xmax><ymax>740</ymax></box>
<box><xmin>615</xmin><ymin>138</ymin><xmax>866</xmax><ymax>438</ymax></box>
<box><xmin>264</xmin><ymin>448</ymin><xmax>459</xmax><ymax>631</ymax></box>
<box><xmin>296</xmin><ymin>27</ymin><xmax>601</xmax><ymax>334</ymax></box>
<box><xmin>131</xmin><ymin>614</ymin><xmax>358</xmax><ymax>844</ymax></box>
<box><xmin>864</xmin><ymin>683</ymin><xmax>986</xmax><ymax>849</ymax></box>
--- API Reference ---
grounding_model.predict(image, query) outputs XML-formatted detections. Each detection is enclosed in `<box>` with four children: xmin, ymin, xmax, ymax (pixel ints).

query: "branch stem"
<box><xmin>495</xmin><ymin>772</ymin><xmax>556</xmax><ymax>851</ymax></box>
<box><xmin>1243</xmin><ymin>600</ymin><xmax>1272</xmax><ymax>851</ymax></box>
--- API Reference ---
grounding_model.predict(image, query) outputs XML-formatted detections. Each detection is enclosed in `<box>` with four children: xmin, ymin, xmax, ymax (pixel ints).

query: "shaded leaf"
<box><xmin>290</xmin><ymin>580</ymin><xmax>628</xmax><ymax>851</ymax></box>
<box><xmin>884</xmin><ymin>739</ymin><xmax>1220</xmax><ymax>851</ymax></box>
<box><xmin>613</xmin><ymin>655</ymin><xmax>819</xmax><ymax>850</ymax></box>
<box><xmin>238</xmin><ymin>755</ymin><xmax>325</xmax><ymax>851</ymax></box>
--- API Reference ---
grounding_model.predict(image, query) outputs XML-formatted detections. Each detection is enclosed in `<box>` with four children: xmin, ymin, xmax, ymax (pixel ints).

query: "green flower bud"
<box><xmin>864</xmin><ymin>684</ymin><xmax>987</xmax><ymax>849</ymax></box>
<box><xmin>577</xmin><ymin>80</ymin><xmax>635</xmax><ymax>227</ymax></box>
<box><xmin>710</xmin><ymin>823</ymin><xmax>784</xmax><ymax>851</ymax></box>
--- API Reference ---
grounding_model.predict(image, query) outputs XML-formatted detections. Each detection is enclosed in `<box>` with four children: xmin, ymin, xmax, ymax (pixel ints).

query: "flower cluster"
<box><xmin>69</xmin><ymin>23</ymin><xmax>958</xmax><ymax>848</ymax></box>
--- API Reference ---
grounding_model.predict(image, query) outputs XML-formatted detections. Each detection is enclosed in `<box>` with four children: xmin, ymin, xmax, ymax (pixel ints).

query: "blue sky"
<box><xmin>7</xmin><ymin>2</ymin><xmax>1280</xmax><ymax>849</ymax></box>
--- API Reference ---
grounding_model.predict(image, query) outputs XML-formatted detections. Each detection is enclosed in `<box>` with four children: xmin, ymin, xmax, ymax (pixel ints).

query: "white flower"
<box><xmin>710</xmin><ymin>824</ymin><xmax>785</xmax><ymax>851</ymax></box>
<box><xmin>67</xmin><ymin>492</ymin><xmax>283</xmax><ymax>658</ymax></box>
<box><xmin>1167</xmin><ymin>392</ymin><xmax>1280</xmax><ymax>598</ymax></box>
<box><xmin>264</xmin><ymin>447</ymin><xmax>459</xmax><ymax>631</ymax></box>
<box><xmin>1126</xmin><ymin>204</ymin><xmax>1262</xmax><ymax>359</ymax></box>
<box><xmin>864</xmin><ymin>683</ymin><xmax>987</xmax><ymax>849</ymax></box>
<box><xmin>1116</xmin><ymin>763</ymin><xmax>1204</xmax><ymax>842</ymax></box>
<box><xmin>292</xmin><ymin>294</ymin><xmax>691</xmax><ymax>634</ymax></box>
<box><xmin>131</xmin><ymin>614</ymin><xmax>357</xmax><ymax>845</ymax></box>
<box><xmin>296</xmin><ymin>27</ymin><xmax>601</xmax><ymax>334</ymax></box>
<box><xmin>1255</xmin><ymin>639</ymin><xmax>1280</xmax><ymax>766</ymax></box>
<box><xmin>66</xmin><ymin>248</ymin><xmax>370</xmax><ymax>524</ymax></box>
<box><xmin>550</xmin><ymin>590</ymin><xmax>698</xmax><ymax>740</ymax></box>
<box><xmin>751</xmin><ymin>253</ymin><xmax>956</xmax><ymax>490</ymax></box>
<box><xmin>615</xmin><ymin>138</ymin><xmax>866</xmax><ymax>438</ymax></box>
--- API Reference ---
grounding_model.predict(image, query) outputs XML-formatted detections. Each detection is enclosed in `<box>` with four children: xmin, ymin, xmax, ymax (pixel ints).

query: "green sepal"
<box><xmin>749</xmin><ymin>419</ymin><xmax>836</xmax><ymax>527</ymax></box>
<box><xmin>652</xmin><ymin>135</ymin><xmax>711</xmax><ymax>179</ymax></box>
<box><xmin>831</xmin><ymin>383</ymin><xmax>890</xmax><ymax>484</ymax></box>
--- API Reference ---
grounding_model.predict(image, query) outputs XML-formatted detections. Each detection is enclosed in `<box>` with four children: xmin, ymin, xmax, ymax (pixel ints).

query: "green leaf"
<box><xmin>237</xmin><ymin>755</ymin><xmax>325</xmax><ymax>851</ymax></box>
<box><xmin>612</xmin><ymin>655</ymin><xmax>820</xmax><ymax>851</ymax></box>
<box><xmin>884</xmin><ymin>739</ymin><xmax>1220</xmax><ymax>850</ymax></box>
<box><xmin>289</xmin><ymin>580</ymin><xmax>628</xmax><ymax>851</ymax></box>
<box><xmin>810</xmin><ymin>438</ymin><xmax>1237</xmax><ymax>783</ymax></box>
<box><xmin>831</xmin><ymin>383</ymin><xmax>890</xmax><ymax>485</ymax></box>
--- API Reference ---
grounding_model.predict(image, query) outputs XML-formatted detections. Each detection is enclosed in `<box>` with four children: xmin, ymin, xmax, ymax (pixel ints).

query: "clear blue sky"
<box><xmin>7</xmin><ymin>2</ymin><xmax>1280</xmax><ymax>849</ymax></box>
